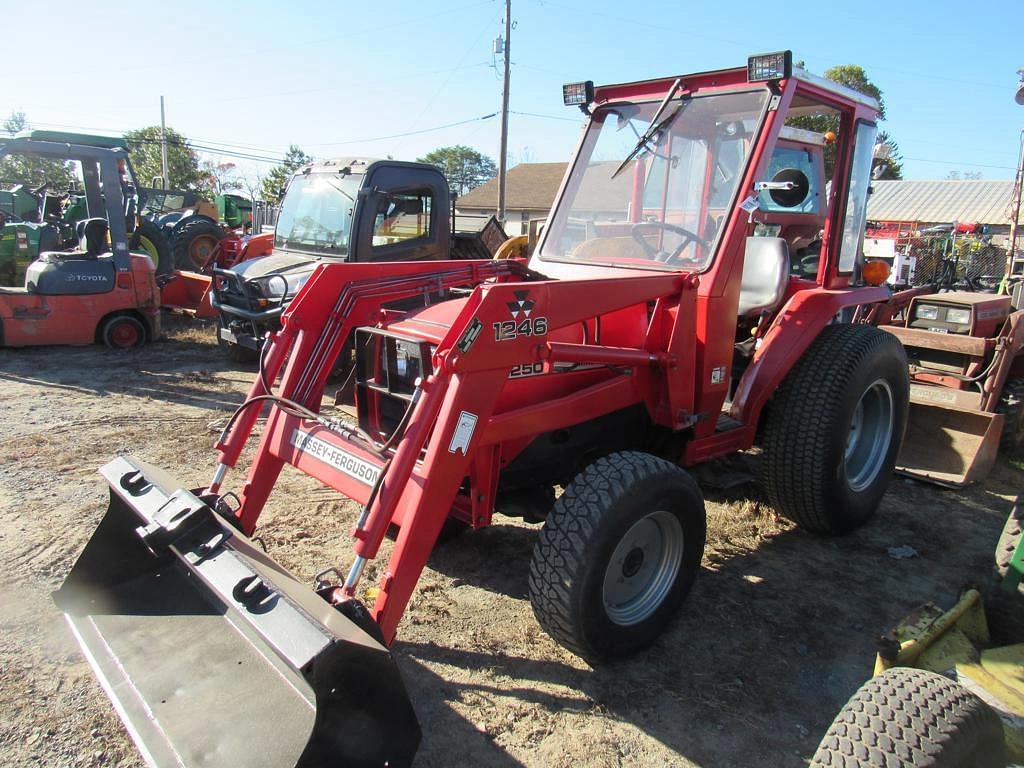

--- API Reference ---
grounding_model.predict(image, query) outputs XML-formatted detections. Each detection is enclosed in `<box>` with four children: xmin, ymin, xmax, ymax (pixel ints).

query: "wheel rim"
<box><xmin>138</xmin><ymin>235</ymin><xmax>159</xmax><ymax>262</ymax></box>
<box><xmin>187</xmin><ymin>234</ymin><xmax>219</xmax><ymax>270</ymax></box>
<box><xmin>602</xmin><ymin>510</ymin><xmax>684</xmax><ymax>626</ymax></box>
<box><xmin>109</xmin><ymin>320</ymin><xmax>140</xmax><ymax>349</ymax></box>
<box><xmin>844</xmin><ymin>378</ymin><xmax>895</xmax><ymax>492</ymax></box>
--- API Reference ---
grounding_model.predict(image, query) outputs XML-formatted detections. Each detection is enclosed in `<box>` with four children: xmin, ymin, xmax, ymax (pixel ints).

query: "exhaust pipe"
<box><xmin>55</xmin><ymin>456</ymin><xmax>420</xmax><ymax>768</ymax></box>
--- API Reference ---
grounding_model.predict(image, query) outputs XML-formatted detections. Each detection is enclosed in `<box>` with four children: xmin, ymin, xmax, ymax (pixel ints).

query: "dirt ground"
<box><xmin>0</xmin><ymin>316</ymin><xmax>1018</xmax><ymax>768</ymax></box>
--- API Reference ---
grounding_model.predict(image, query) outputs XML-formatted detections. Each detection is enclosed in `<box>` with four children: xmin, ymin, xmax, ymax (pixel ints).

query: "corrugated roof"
<box><xmin>867</xmin><ymin>180</ymin><xmax>1022</xmax><ymax>226</ymax></box>
<box><xmin>456</xmin><ymin>162</ymin><xmax>568</xmax><ymax>211</ymax></box>
<box><xmin>458</xmin><ymin>166</ymin><xmax>1024</xmax><ymax>227</ymax></box>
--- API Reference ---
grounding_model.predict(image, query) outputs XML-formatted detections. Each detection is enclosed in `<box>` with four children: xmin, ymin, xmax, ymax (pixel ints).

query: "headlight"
<box><xmin>945</xmin><ymin>308</ymin><xmax>971</xmax><ymax>325</ymax></box>
<box><xmin>255</xmin><ymin>272</ymin><xmax>311</xmax><ymax>299</ymax></box>
<box><xmin>916</xmin><ymin>304</ymin><xmax>939</xmax><ymax>320</ymax></box>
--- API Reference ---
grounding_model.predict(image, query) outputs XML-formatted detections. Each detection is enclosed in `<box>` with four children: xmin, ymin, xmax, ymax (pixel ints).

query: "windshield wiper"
<box><xmin>323</xmin><ymin>178</ymin><xmax>355</xmax><ymax>202</ymax></box>
<box><xmin>610</xmin><ymin>78</ymin><xmax>685</xmax><ymax>180</ymax></box>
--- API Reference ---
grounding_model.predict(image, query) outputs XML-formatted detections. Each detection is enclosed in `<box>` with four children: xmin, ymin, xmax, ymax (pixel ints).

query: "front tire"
<box><xmin>528</xmin><ymin>451</ymin><xmax>706</xmax><ymax>661</ymax></box>
<box><xmin>761</xmin><ymin>324</ymin><xmax>909</xmax><ymax>535</ymax></box>
<box><xmin>173</xmin><ymin>219</ymin><xmax>225</xmax><ymax>272</ymax></box>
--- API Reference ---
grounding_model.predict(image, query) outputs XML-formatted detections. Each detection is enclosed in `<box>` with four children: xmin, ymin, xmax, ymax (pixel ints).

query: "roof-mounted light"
<box><xmin>562</xmin><ymin>80</ymin><xmax>594</xmax><ymax>111</ymax></box>
<box><xmin>747</xmin><ymin>51</ymin><xmax>792</xmax><ymax>82</ymax></box>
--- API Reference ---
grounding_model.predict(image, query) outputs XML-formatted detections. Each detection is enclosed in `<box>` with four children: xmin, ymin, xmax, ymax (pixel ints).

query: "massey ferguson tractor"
<box><xmin>56</xmin><ymin>52</ymin><xmax>911</xmax><ymax>767</ymax></box>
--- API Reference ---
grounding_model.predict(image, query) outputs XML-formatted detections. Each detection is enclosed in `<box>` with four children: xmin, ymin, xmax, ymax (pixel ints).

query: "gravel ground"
<box><xmin>0</xmin><ymin>316</ymin><xmax>1017</xmax><ymax>767</ymax></box>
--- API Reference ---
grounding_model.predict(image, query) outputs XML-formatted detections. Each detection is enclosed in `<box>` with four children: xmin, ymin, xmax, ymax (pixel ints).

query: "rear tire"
<box><xmin>173</xmin><ymin>218</ymin><xmax>225</xmax><ymax>272</ymax></box>
<box><xmin>131</xmin><ymin>218</ymin><xmax>172</xmax><ymax>276</ymax></box>
<box><xmin>761</xmin><ymin>324</ymin><xmax>909</xmax><ymax>535</ymax></box>
<box><xmin>811</xmin><ymin>667</ymin><xmax>1005</xmax><ymax>768</ymax></box>
<box><xmin>987</xmin><ymin>495</ymin><xmax>1024</xmax><ymax>642</ymax></box>
<box><xmin>528</xmin><ymin>451</ymin><xmax>706</xmax><ymax>661</ymax></box>
<box><xmin>101</xmin><ymin>315</ymin><xmax>146</xmax><ymax>350</ymax></box>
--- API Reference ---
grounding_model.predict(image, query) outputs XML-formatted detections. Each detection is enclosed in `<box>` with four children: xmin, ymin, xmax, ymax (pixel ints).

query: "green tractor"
<box><xmin>0</xmin><ymin>131</ymin><xmax>171</xmax><ymax>287</ymax></box>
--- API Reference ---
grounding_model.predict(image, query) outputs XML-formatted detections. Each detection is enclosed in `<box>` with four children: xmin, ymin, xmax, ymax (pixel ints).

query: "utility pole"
<box><xmin>159</xmin><ymin>96</ymin><xmax>170</xmax><ymax>190</ymax></box>
<box><xmin>496</xmin><ymin>0</ymin><xmax>511</xmax><ymax>225</ymax></box>
<box><xmin>1008</xmin><ymin>129</ymin><xmax>1024</xmax><ymax>280</ymax></box>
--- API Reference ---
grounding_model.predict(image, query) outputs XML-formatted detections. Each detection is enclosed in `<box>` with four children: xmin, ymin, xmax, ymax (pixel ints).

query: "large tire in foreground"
<box><xmin>528</xmin><ymin>451</ymin><xmax>706</xmax><ymax>661</ymax></box>
<box><xmin>811</xmin><ymin>667</ymin><xmax>1005</xmax><ymax>768</ymax></box>
<box><xmin>130</xmin><ymin>217</ymin><xmax>173</xmax><ymax>276</ymax></box>
<box><xmin>997</xmin><ymin>378</ymin><xmax>1024</xmax><ymax>452</ymax></box>
<box><xmin>173</xmin><ymin>218</ymin><xmax>225</xmax><ymax>271</ymax></box>
<box><xmin>987</xmin><ymin>495</ymin><xmax>1024</xmax><ymax>642</ymax></box>
<box><xmin>761</xmin><ymin>324</ymin><xmax>909</xmax><ymax>535</ymax></box>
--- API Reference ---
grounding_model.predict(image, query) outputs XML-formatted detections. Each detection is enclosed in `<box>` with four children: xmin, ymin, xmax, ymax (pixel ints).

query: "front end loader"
<box><xmin>872</xmin><ymin>289</ymin><xmax>1024</xmax><ymax>486</ymax></box>
<box><xmin>59</xmin><ymin>53</ymin><xmax>911</xmax><ymax>765</ymax></box>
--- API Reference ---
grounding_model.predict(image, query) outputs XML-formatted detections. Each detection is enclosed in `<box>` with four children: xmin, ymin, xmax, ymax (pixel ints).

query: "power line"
<box><xmin>305</xmin><ymin>113</ymin><xmax>498</xmax><ymax>147</ymax></box>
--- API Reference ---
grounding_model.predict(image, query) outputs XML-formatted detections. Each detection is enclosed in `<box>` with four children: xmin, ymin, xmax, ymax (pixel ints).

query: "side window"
<box><xmin>838</xmin><ymin>121</ymin><xmax>877</xmax><ymax>273</ymax></box>
<box><xmin>757</xmin><ymin>146</ymin><xmax>821</xmax><ymax>215</ymax></box>
<box><xmin>372</xmin><ymin>190</ymin><xmax>433</xmax><ymax>247</ymax></box>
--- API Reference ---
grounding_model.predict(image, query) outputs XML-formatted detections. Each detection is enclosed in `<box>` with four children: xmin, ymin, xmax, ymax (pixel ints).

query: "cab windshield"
<box><xmin>539</xmin><ymin>89</ymin><xmax>769</xmax><ymax>271</ymax></box>
<box><xmin>275</xmin><ymin>172</ymin><xmax>363</xmax><ymax>255</ymax></box>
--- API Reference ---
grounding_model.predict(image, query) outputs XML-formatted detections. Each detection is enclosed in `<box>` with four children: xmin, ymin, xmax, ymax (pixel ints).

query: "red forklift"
<box><xmin>57</xmin><ymin>52</ymin><xmax>907</xmax><ymax>766</ymax></box>
<box><xmin>0</xmin><ymin>134</ymin><xmax>160</xmax><ymax>348</ymax></box>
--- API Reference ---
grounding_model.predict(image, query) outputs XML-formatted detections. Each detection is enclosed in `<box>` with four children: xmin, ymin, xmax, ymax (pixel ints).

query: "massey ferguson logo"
<box><xmin>495</xmin><ymin>290</ymin><xmax>547</xmax><ymax>342</ymax></box>
<box><xmin>507</xmin><ymin>290</ymin><xmax>536</xmax><ymax>321</ymax></box>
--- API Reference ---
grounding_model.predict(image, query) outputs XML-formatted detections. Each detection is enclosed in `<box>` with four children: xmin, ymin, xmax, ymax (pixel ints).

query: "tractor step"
<box><xmin>54</xmin><ymin>456</ymin><xmax>420</xmax><ymax>768</ymax></box>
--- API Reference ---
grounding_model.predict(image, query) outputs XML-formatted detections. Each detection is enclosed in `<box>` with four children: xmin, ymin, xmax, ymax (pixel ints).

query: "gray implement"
<box><xmin>54</xmin><ymin>455</ymin><xmax>420</xmax><ymax>768</ymax></box>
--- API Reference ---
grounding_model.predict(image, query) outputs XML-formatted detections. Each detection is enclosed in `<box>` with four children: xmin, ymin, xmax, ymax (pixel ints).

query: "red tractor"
<box><xmin>57</xmin><ymin>52</ymin><xmax>909</xmax><ymax>766</ymax></box>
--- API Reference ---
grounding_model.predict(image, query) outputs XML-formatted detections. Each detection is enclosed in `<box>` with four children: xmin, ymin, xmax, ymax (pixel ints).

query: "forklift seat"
<box><xmin>77</xmin><ymin>218</ymin><xmax>109</xmax><ymax>257</ymax></box>
<box><xmin>738</xmin><ymin>237</ymin><xmax>790</xmax><ymax>316</ymax></box>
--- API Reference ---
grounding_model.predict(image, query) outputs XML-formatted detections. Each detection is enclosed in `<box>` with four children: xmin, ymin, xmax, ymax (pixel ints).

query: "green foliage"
<box><xmin>125</xmin><ymin>126</ymin><xmax>203</xmax><ymax>190</ymax></box>
<box><xmin>260</xmin><ymin>145</ymin><xmax>312</xmax><ymax>204</ymax></box>
<box><xmin>417</xmin><ymin>145</ymin><xmax>496</xmax><ymax>198</ymax></box>
<box><xmin>0</xmin><ymin>112</ymin><xmax>75</xmax><ymax>190</ymax></box>
<box><xmin>786</xmin><ymin>66</ymin><xmax>902</xmax><ymax>180</ymax></box>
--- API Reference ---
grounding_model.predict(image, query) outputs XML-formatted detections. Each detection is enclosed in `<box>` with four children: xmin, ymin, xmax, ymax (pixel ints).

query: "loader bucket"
<box><xmin>896</xmin><ymin>398</ymin><xmax>1004</xmax><ymax>488</ymax></box>
<box><xmin>54</xmin><ymin>455</ymin><xmax>420</xmax><ymax>768</ymax></box>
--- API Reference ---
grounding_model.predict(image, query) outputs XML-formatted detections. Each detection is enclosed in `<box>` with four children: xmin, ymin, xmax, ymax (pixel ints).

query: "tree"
<box><xmin>0</xmin><ymin>111</ymin><xmax>75</xmax><ymax>190</ymax></box>
<box><xmin>417</xmin><ymin>145</ymin><xmax>496</xmax><ymax>198</ymax></box>
<box><xmin>124</xmin><ymin>126</ymin><xmax>203</xmax><ymax>191</ymax></box>
<box><xmin>261</xmin><ymin>145</ymin><xmax>312</xmax><ymax>204</ymax></box>
<box><xmin>199</xmin><ymin>159</ymin><xmax>243</xmax><ymax>195</ymax></box>
<box><xmin>787</xmin><ymin>65</ymin><xmax>902</xmax><ymax>179</ymax></box>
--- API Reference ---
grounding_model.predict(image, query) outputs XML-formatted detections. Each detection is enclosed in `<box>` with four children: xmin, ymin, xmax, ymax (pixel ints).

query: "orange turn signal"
<box><xmin>862</xmin><ymin>259</ymin><xmax>890</xmax><ymax>286</ymax></box>
<box><xmin>823</xmin><ymin>131</ymin><xmax>836</xmax><ymax>144</ymax></box>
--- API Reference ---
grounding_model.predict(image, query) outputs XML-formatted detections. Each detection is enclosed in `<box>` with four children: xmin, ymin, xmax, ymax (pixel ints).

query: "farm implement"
<box><xmin>58</xmin><ymin>52</ymin><xmax>913</xmax><ymax>766</ymax></box>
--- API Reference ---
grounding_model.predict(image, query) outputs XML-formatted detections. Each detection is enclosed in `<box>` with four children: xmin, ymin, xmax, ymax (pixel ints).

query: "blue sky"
<box><xmin>3</xmin><ymin>0</ymin><xmax>1021</xmax><ymax>184</ymax></box>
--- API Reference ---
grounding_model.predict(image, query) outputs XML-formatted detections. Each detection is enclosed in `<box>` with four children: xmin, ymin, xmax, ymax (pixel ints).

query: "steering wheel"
<box><xmin>631</xmin><ymin>222</ymin><xmax>709</xmax><ymax>264</ymax></box>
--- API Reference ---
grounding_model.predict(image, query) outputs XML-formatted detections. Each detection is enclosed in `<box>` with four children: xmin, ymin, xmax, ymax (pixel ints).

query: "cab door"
<box><xmin>350</xmin><ymin>165</ymin><xmax>449</xmax><ymax>263</ymax></box>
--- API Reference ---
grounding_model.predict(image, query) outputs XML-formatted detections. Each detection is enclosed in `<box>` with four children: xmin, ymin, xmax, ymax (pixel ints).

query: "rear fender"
<box><xmin>731</xmin><ymin>286</ymin><xmax>891</xmax><ymax>428</ymax></box>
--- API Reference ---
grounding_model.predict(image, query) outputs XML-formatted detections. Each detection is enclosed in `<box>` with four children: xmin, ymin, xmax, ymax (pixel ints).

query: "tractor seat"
<box><xmin>737</xmin><ymin>236</ymin><xmax>791</xmax><ymax>316</ymax></box>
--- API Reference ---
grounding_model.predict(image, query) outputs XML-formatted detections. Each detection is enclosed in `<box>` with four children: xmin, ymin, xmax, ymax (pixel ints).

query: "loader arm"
<box><xmin>215</xmin><ymin>261</ymin><xmax>688</xmax><ymax>642</ymax></box>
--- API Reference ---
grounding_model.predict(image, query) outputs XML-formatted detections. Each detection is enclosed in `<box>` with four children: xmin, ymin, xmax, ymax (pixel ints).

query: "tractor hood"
<box><xmin>383</xmin><ymin>296</ymin><xmax>471</xmax><ymax>345</ymax></box>
<box><xmin>230</xmin><ymin>250</ymin><xmax>342</xmax><ymax>299</ymax></box>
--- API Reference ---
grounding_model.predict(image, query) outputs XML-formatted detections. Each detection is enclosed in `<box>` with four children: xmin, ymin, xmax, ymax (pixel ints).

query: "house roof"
<box><xmin>458</xmin><ymin>165</ymin><xmax>1024</xmax><ymax>228</ymax></box>
<box><xmin>456</xmin><ymin>162</ymin><xmax>568</xmax><ymax>211</ymax></box>
<box><xmin>867</xmin><ymin>179</ymin><xmax>1022</xmax><ymax>226</ymax></box>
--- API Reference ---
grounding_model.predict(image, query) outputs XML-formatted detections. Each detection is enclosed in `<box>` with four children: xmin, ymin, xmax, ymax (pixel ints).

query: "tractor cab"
<box><xmin>0</xmin><ymin>134</ymin><xmax>161</xmax><ymax>348</ymax></box>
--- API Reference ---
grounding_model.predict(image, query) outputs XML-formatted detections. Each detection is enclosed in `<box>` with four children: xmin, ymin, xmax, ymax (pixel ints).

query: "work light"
<box><xmin>562</xmin><ymin>81</ymin><xmax>594</xmax><ymax>108</ymax></box>
<box><xmin>747</xmin><ymin>51</ymin><xmax>792</xmax><ymax>82</ymax></box>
